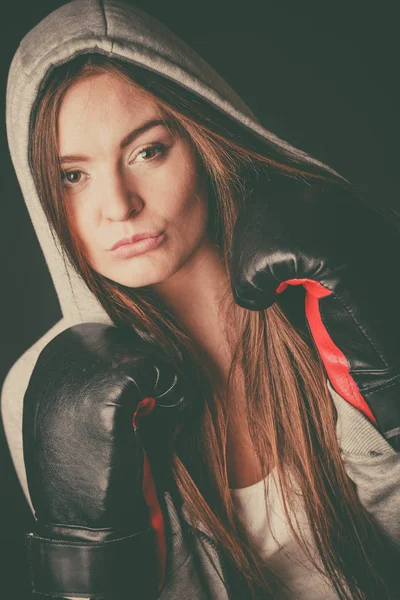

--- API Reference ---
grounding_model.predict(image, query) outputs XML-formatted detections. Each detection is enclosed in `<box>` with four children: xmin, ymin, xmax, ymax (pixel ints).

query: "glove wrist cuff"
<box><xmin>26</xmin><ymin>528</ymin><xmax>159</xmax><ymax>598</ymax></box>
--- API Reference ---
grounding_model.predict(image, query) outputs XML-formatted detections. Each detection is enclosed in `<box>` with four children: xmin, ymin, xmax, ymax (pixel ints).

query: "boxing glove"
<box><xmin>23</xmin><ymin>322</ymin><xmax>192</xmax><ymax>598</ymax></box>
<box><xmin>229</xmin><ymin>172</ymin><xmax>400</xmax><ymax>450</ymax></box>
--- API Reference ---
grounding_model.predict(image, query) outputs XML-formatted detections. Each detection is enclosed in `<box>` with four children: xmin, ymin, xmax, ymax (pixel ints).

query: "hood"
<box><xmin>6</xmin><ymin>0</ymin><xmax>348</xmax><ymax>326</ymax></box>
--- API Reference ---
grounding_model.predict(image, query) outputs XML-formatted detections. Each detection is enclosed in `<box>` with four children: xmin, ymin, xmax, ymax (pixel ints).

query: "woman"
<box><xmin>4</xmin><ymin>1</ymin><xmax>399</xmax><ymax>598</ymax></box>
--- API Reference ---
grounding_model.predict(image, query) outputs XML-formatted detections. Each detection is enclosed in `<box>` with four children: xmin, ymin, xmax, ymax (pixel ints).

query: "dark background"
<box><xmin>1</xmin><ymin>1</ymin><xmax>398</xmax><ymax>597</ymax></box>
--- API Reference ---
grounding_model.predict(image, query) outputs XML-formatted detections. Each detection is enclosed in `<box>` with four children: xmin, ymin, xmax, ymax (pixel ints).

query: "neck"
<box><xmin>152</xmin><ymin>239</ymin><xmax>265</xmax><ymax>488</ymax></box>
<box><xmin>152</xmin><ymin>239</ymin><xmax>242</xmax><ymax>370</ymax></box>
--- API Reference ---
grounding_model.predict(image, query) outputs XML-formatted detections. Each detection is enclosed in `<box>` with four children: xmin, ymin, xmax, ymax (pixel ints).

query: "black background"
<box><xmin>1</xmin><ymin>1</ymin><xmax>398</xmax><ymax>597</ymax></box>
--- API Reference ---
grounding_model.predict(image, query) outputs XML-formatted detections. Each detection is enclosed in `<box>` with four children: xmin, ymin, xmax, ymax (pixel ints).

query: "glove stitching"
<box><xmin>26</xmin><ymin>537</ymin><xmax>37</xmax><ymax>594</ymax></box>
<box><xmin>328</xmin><ymin>291</ymin><xmax>389</xmax><ymax>369</ymax></box>
<box><xmin>28</xmin><ymin>527</ymin><xmax>153</xmax><ymax>547</ymax></box>
<box><xmin>321</xmin><ymin>291</ymin><xmax>390</xmax><ymax>410</ymax></box>
<box><xmin>364</xmin><ymin>377</ymin><xmax>400</xmax><ymax>396</ymax></box>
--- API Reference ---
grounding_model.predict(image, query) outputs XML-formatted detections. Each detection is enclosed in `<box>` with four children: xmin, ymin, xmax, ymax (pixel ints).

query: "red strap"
<box><xmin>133</xmin><ymin>398</ymin><xmax>167</xmax><ymax>591</ymax></box>
<box><xmin>276</xmin><ymin>278</ymin><xmax>377</xmax><ymax>424</ymax></box>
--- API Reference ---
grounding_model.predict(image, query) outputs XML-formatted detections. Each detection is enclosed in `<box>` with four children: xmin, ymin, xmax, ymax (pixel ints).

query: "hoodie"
<box><xmin>2</xmin><ymin>1</ymin><xmax>399</xmax><ymax>598</ymax></box>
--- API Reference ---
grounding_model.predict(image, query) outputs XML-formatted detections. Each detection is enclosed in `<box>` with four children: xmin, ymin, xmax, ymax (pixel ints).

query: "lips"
<box><xmin>109</xmin><ymin>232</ymin><xmax>166</xmax><ymax>259</ymax></box>
<box><xmin>109</xmin><ymin>232</ymin><xmax>163</xmax><ymax>251</ymax></box>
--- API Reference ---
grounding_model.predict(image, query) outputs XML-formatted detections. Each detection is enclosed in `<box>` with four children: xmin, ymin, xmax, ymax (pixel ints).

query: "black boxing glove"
<box><xmin>229</xmin><ymin>172</ymin><xmax>400</xmax><ymax>450</ymax></box>
<box><xmin>23</xmin><ymin>322</ymin><xmax>191</xmax><ymax>598</ymax></box>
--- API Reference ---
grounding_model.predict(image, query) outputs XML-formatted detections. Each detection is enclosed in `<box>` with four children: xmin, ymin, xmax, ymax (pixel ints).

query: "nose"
<box><xmin>100</xmin><ymin>169</ymin><xmax>143</xmax><ymax>222</ymax></box>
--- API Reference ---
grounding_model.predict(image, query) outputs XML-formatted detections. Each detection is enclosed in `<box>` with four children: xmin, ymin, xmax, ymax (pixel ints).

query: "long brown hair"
<box><xmin>30</xmin><ymin>53</ymin><xmax>397</xmax><ymax>598</ymax></box>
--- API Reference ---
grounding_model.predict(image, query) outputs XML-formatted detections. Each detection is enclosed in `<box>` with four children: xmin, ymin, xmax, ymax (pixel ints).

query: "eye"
<box><xmin>130</xmin><ymin>142</ymin><xmax>168</xmax><ymax>164</ymax></box>
<box><xmin>61</xmin><ymin>169</ymin><xmax>87</xmax><ymax>188</ymax></box>
<box><xmin>60</xmin><ymin>143</ymin><xmax>169</xmax><ymax>189</ymax></box>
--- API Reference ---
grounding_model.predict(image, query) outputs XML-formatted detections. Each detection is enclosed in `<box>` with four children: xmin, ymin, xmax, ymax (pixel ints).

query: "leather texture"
<box><xmin>27</xmin><ymin>529</ymin><xmax>156</xmax><ymax>598</ymax></box>
<box><xmin>23</xmin><ymin>322</ymin><xmax>192</xmax><ymax>598</ymax></box>
<box><xmin>229</xmin><ymin>172</ymin><xmax>400</xmax><ymax>449</ymax></box>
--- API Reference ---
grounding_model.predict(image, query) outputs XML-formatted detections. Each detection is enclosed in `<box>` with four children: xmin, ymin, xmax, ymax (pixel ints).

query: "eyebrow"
<box><xmin>58</xmin><ymin>118</ymin><xmax>170</xmax><ymax>164</ymax></box>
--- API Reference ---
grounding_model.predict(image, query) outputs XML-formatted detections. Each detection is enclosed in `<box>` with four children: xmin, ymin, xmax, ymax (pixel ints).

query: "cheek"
<box><xmin>160</xmin><ymin>146</ymin><xmax>208</xmax><ymax>226</ymax></box>
<box><xmin>67</xmin><ymin>201</ymin><xmax>97</xmax><ymax>259</ymax></box>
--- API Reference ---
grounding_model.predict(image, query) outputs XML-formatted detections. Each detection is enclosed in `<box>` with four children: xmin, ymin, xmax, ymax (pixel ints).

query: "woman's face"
<box><xmin>57</xmin><ymin>72</ymin><xmax>210</xmax><ymax>288</ymax></box>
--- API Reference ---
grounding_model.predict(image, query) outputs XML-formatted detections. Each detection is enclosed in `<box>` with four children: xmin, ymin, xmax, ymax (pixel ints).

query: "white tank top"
<box><xmin>231</xmin><ymin>471</ymin><xmax>340</xmax><ymax>599</ymax></box>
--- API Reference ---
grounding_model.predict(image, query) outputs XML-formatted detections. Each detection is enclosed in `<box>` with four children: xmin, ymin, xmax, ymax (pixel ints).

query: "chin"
<box><xmin>107</xmin><ymin>270</ymin><xmax>170</xmax><ymax>289</ymax></box>
<box><xmin>97</xmin><ymin>255</ymin><xmax>183</xmax><ymax>289</ymax></box>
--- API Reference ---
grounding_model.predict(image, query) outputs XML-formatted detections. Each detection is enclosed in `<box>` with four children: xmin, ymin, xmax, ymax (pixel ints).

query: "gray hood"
<box><xmin>6</xmin><ymin>0</ymin><xmax>348</xmax><ymax>327</ymax></box>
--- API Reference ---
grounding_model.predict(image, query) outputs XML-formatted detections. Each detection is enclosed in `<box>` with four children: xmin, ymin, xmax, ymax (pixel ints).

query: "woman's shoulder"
<box><xmin>327</xmin><ymin>379</ymin><xmax>400</xmax><ymax>548</ymax></box>
<box><xmin>327</xmin><ymin>378</ymin><xmax>398</xmax><ymax>458</ymax></box>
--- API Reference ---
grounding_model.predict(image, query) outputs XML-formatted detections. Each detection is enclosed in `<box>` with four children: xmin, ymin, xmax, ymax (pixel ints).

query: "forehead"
<box><xmin>57</xmin><ymin>72</ymin><xmax>161</xmax><ymax>150</ymax></box>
